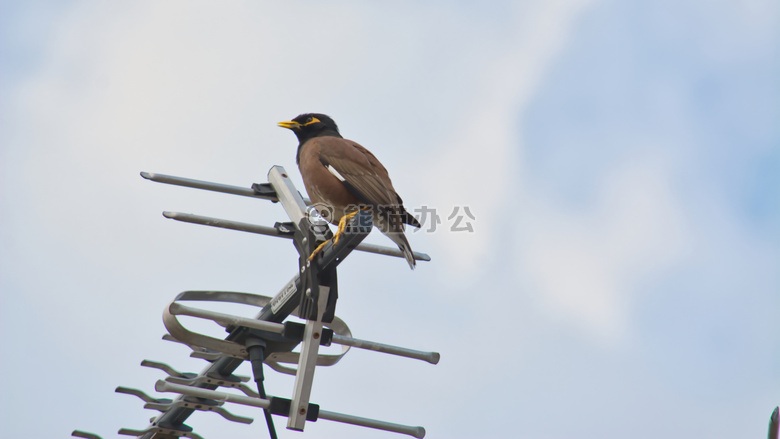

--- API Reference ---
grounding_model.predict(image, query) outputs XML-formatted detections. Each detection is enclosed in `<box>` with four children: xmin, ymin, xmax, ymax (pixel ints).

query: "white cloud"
<box><xmin>518</xmin><ymin>152</ymin><xmax>692</xmax><ymax>342</ymax></box>
<box><xmin>417</xmin><ymin>0</ymin><xmax>597</xmax><ymax>281</ymax></box>
<box><xmin>5</xmin><ymin>1</ymin><xmax>776</xmax><ymax>438</ymax></box>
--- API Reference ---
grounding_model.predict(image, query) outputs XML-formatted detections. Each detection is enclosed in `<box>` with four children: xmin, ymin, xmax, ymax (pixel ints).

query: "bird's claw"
<box><xmin>308</xmin><ymin>240</ymin><xmax>329</xmax><ymax>261</ymax></box>
<box><xmin>307</xmin><ymin>211</ymin><xmax>358</xmax><ymax>261</ymax></box>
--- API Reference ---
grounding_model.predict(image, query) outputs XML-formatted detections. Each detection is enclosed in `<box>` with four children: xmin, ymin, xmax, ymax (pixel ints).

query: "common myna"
<box><xmin>278</xmin><ymin>113</ymin><xmax>421</xmax><ymax>269</ymax></box>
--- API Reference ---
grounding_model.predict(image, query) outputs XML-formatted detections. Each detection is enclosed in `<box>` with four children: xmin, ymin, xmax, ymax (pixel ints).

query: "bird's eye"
<box><xmin>303</xmin><ymin>116</ymin><xmax>320</xmax><ymax>126</ymax></box>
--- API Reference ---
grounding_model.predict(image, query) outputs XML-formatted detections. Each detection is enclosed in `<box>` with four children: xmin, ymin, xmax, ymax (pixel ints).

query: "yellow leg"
<box><xmin>308</xmin><ymin>240</ymin><xmax>329</xmax><ymax>261</ymax></box>
<box><xmin>332</xmin><ymin>211</ymin><xmax>358</xmax><ymax>247</ymax></box>
<box><xmin>308</xmin><ymin>211</ymin><xmax>359</xmax><ymax>261</ymax></box>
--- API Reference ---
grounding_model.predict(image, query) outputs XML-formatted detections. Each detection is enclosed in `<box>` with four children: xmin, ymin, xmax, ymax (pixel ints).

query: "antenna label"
<box><xmin>271</xmin><ymin>278</ymin><xmax>298</xmax><ymax>314</ymax></box>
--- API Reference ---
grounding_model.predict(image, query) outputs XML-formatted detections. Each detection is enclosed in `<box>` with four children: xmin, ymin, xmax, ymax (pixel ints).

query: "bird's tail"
<box><xmin>385</xmin><ymin>231</ymin><xmax>416</xmax><ymax>270</ymax></box>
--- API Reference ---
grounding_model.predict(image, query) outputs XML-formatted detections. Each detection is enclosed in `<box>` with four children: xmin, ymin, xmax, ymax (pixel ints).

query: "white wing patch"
<box><xmin>326</xmin><ymin>164</ymin><xmax>346</xmax><ymax>182</ymax></box>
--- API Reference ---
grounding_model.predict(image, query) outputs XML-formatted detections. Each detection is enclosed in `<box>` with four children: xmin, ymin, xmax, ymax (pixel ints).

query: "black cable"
<box><xmin>247</xmin><ymin>339</ymin><xmax>277</xmax><ymax>439</ymax></box>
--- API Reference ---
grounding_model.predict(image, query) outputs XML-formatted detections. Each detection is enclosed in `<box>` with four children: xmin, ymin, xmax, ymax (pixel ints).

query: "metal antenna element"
<box><xmin>75</xmin><ymin>166</ymin><xmax>438</xmax><ymax>439</ymax></box>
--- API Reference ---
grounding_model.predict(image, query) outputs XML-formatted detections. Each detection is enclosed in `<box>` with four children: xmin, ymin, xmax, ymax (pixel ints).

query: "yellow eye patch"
<box><xmin>303</xmin><ymin>117</ymin><xmax>321</xmax><ymax>126</ymax></box>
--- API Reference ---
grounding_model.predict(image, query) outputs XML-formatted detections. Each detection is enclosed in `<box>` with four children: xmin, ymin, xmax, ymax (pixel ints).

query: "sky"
<box><xmin>1</xmin><ymin>1</ymin><xmax>778</xmax><ymax>438</ymax></box>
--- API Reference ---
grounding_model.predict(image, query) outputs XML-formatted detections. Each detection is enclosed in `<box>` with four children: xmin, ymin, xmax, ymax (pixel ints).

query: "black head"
<box><xmin>278</xmin><ymin>113</ymin><xmax>341</xmax><ymax>144</ymax></box>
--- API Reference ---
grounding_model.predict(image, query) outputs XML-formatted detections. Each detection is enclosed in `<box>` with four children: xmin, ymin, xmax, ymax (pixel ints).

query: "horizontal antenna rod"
<box><xmin>332</xmin><ymin>334</ymin><xmax>440</xmax><ymax>365</ymax></box>
<box><xmin>169</xmin><ymin>301</ymin><xmax>440</xmax><ymax>364</ymax></box>
<box><xmin>155</xmin><ymin>380</ymin><xmax>426</xmax><ymax>438</ymax></box>
<box><xmin>141</xmin><ymin>171</ymin><xmax>313</xmax><ymax>203</ymax></box>
<box><xmin>162</xmin><ymin>211</ymin><xmax>431</xmax><ymax>262</ymax></box>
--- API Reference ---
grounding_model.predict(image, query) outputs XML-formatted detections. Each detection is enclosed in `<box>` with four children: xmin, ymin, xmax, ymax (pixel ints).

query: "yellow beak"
<box><xmin>277</xmin><ymin>121</ymin><xmax>301</xmax><ymax>130</ymax></box>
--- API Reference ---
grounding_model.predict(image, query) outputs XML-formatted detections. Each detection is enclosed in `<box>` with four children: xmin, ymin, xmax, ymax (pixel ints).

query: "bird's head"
<box><xmin>278</xmin><ymin>113</ymin><xmax>341</xmax><ymax>143</ymax></box>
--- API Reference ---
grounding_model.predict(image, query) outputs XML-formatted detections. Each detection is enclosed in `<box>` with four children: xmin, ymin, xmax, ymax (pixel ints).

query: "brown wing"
<box><xmin>315</xmin><ymin>136</ymin><xmax>400</xmax><ymax>208</ymax></box>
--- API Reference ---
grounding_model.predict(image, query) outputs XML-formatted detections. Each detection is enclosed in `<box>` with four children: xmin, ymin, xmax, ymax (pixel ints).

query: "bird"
<box><xmin>278</xmin><ymin>113</ymin><xmax>421</xmax><ymax>269</ymax></box>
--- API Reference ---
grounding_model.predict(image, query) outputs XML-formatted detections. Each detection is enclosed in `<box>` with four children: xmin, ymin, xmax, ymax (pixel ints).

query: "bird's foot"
<box><xmin>332</xmin><ymin>211</ymin><xmax>359</xmax><ymax>247</ymax></box>
<box><xmin>308</xmin><ymin>240</ymin><xmax>329</xmax><ymax>261</ymax></box>
<box><xmin>307</xmin><ymin>211</ymin><xmax>359</xmax><ymax>261</ymax></box>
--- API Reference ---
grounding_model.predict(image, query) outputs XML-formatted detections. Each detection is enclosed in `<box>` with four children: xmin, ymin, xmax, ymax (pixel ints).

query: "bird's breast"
<box><xmin>299</xmin><ymin>143</ymin><xmax>362</xmax><ymax>225</ymax></box>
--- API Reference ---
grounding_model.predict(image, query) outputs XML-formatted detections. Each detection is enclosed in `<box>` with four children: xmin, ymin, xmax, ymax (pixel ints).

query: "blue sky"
<box><xmin>1</xmin><ymin>1</ymin><xmax>778</xmax><ymax>438</ymax></box>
